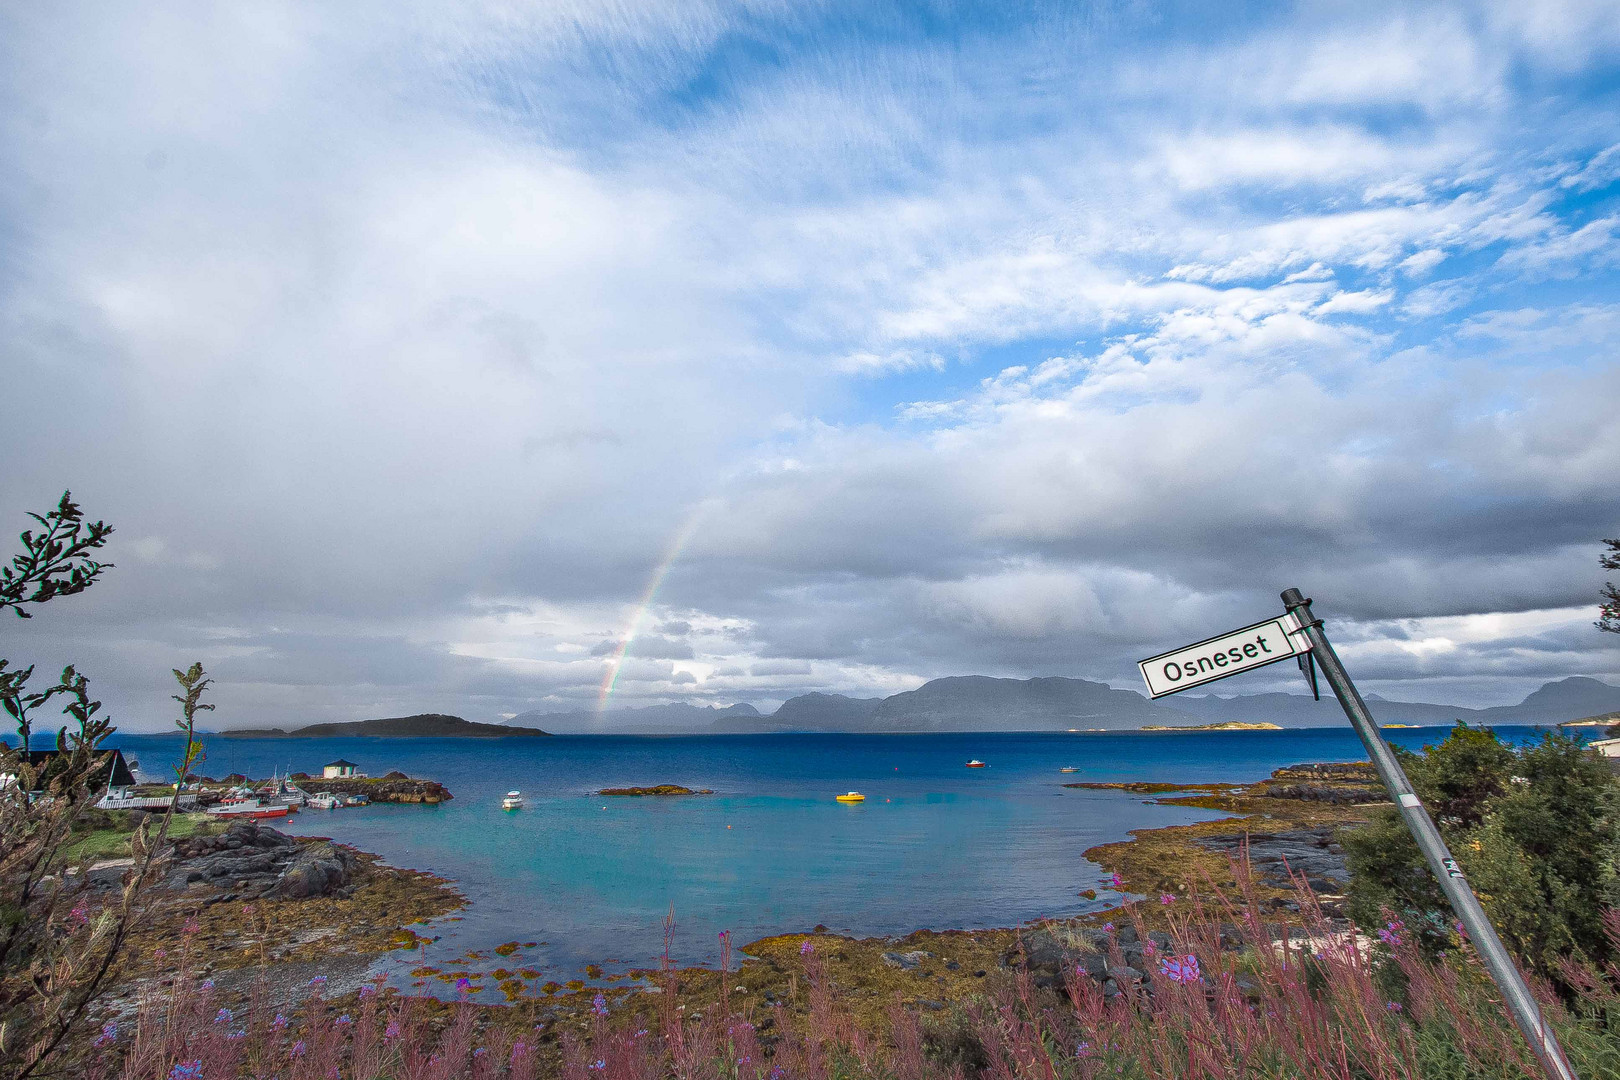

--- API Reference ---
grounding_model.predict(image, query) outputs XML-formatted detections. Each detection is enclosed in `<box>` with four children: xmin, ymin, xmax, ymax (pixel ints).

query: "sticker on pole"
<box><xmin>1138</xmin><ymin>615</ymin><xmax>1310</xmax><ymax>698</ymax></box>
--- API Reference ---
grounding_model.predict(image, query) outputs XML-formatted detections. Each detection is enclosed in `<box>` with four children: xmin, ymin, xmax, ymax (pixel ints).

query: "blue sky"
<box><xmin>2</xmin><ymin>1</ymin><xmax>1619</xmax><ymax>729</ymax></box>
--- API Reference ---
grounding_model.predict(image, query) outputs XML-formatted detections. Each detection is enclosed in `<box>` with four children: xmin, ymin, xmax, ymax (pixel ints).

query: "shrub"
<box><xmin>1342</xmin><ymin>723</ymin><xmax>1620</xmax><ymax>978</ymax></box>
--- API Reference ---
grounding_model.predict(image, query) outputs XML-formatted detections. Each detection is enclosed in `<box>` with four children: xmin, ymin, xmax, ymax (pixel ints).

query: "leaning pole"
<box><xmin>1278</xmin><ymin>588</ymin><xmax>1577</xmax><ymax>1080</ymax></box>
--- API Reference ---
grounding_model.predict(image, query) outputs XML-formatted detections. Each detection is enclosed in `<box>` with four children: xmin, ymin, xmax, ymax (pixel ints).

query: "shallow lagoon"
<box><xmin>111</xmin><ymin>726</ymin><xmax>1554</xmax><ymax>994</ymax></box>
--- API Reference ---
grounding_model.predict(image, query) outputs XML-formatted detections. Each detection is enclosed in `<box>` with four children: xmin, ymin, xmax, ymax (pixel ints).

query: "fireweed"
<box><xmin>86</xmin><ymin>868</ymin><xmax>1620</xmax><ymax>1080</ymax></box>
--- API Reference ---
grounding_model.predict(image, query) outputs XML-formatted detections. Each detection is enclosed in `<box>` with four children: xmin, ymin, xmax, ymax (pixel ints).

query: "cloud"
<box><xmin>1</xmin><ymin>1</ymin><xmax>1618</xmax><ymax>728</ymax></box>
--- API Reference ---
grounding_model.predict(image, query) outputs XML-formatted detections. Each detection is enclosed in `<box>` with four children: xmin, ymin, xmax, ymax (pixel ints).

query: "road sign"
<box><xmin>1137</xmin><ymin>613</ymin><xmax>1308</xmax><ymax>698</ymax></box>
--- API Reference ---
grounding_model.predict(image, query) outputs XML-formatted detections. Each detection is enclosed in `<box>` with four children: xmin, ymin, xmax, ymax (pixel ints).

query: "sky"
<box><xmin>2</xmin><ymin>0</ymin><xmax>1619</xmax><ymax>732</ymax></box>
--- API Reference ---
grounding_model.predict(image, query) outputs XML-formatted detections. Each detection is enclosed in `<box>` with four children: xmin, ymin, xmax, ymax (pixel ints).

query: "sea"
<box><xmin>103</xmin><ymin>726</ymin><xmax>1566</xmax><ymax>995</ymax></box>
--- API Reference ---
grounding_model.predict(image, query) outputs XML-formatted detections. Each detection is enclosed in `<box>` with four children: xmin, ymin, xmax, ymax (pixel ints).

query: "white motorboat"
<box><xmin>306</xmin><ymin>792</ymin><xmax>343</xmax><ymax>810</ymax></box>
<box><xmin>501</xmin><ymin>791</ymin><xmax>524</xmax><ymax>810</ymax></box>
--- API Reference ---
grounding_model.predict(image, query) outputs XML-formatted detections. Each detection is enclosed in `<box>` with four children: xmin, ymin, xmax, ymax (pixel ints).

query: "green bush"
<box><xmin>1343</xmin><ymin>723</ymin><xmax>1620</xmax><ymax>978</ymax></box>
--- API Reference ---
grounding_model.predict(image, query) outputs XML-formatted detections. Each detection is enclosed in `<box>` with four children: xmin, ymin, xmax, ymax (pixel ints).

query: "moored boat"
<box><xmin>206</xmin><ymin>798</ymin><xmax>290</xmax><ymax>820</ymax></box>
<box><xmin>502</xmin><ymin>790</ymin><xmax>524</xmax><ymax>810</ymax></box>
<box><xmin>306</xmin><ymin>792</ymin><xmax>343</xmax><ymax>810</ymax></box>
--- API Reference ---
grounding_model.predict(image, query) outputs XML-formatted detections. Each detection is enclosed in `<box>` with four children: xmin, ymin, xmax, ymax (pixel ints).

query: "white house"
<box><xmin>322</xmin><ymin>759</ymin><xmax>363</xmax><ymax>779</ymax></box>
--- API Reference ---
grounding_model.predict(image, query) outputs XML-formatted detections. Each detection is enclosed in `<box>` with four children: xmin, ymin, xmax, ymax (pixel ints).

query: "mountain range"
<box><xmin>504</xmin><ymin>675</ymin><xmax>1620</xmax><ymax>735</ymax></box>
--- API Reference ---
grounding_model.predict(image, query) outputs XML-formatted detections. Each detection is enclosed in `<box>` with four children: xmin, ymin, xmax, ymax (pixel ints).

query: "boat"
<box><xmin>258</xmin><ymin>773</ymin><xmax>308</xmax><ymax>810</ymax></box>
<box><xmin>835</xmin><ymin>791</ymin><xmax>865</xmax><ymax>803</ymax></box>
<box><xmin>1060</xmin><ymin>767</ymin><xmax>1078</xmax><ymax>773</ymax></box>
<box><xmin>306</xmin><ymin>792</ymin><xmax>343</xmax><ymax>810</ymax></box>
<box><xmin>343</xmin><ymin>794</ymin><xmax>369</xmax><ymax>807</ymax></box>
<box><xmin>502</xmin><ymin>791</ymin><xmax>524</xmax><ymax>810</ymax></box>
<box><xmin>965</xmin><ymin>760</ymin><xmax>987</xmax><ymax>768</ymax></box>
<box><xmin>206</xmin><ymin>798</ymin><xmax>290</xmax><ymax>820</ymax></box>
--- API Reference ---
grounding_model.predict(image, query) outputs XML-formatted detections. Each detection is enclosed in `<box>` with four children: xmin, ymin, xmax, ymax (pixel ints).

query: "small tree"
<box><xmin>1600</xmin><ymin>537</ymin><xmax>1620</xmax><ymax>634</ymax></box>
<box><xmin>0</xmin><ymin>493</ymin><xmax>211</xmax><ymax>1080</ymax></box>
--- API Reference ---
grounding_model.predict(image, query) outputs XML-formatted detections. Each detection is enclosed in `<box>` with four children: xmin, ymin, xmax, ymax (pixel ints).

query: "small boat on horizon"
<box><xmin>835</xmin><ymin>791</ymin><xmax>865</xmax><ymax>803</ymax></box>
<box><xmin>502</xmin><ymin>791</ymin><xmax>524</xmax><ymax>810</ymax></box>
<box><xmin>1060</xmin><ymin>767</ymin><xmax>1078</xmax><ymax>773</ymax></box>
<box><xmin>965</xmin><ymin>759</ymin><xmax>987</xmax><ymax>768</ymax></box>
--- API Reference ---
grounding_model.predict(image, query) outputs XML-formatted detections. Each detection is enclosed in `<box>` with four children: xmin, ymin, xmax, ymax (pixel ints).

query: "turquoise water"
<box><xmin>107</xmin><ymin>727</ymin><xmax>1557</xmax><ymax>994</ymax></box>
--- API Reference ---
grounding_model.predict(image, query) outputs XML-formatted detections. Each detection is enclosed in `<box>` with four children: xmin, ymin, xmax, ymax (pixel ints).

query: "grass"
<box><xmin>65</xmin><ymin>812</ymin><xmax>223</xmax><ymax>862</ymax></box>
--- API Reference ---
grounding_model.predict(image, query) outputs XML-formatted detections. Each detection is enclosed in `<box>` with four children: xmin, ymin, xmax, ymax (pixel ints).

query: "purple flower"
<box><xmin>509</xmin><ymin>1042</ymin><xmax>529</xmax><ymax>1064</ymax></box>
<box><xmin>335</xmin><ymin>1014</ymin><xmax>352</xmax><ymax>1026</ymax></box>
<box><xmin>634</xmin><ymin>1029</ymin><xmax>648</xmax><ymax>1038</ymax></box>
<box><xmin>592</xmin><ymin>993</ymin><xmax>608</xmax><ymax>1017</ymax></box>
<box><xmin>153</xmin><ymin>948</ymin><xmax>167</xmax><ymax>960</ymax></box>
<box><xmin>800</xmin><ymin>940</ymin><xmax>813</xmax><ymax>955</ymax></box>
<box><xmin>309</xmin><ymin>975</ymin><xmax>327</xmax><ymax>988</ymax></box>
<box><xmin>1102</xmin><ymin>922</ymin><xmax>1114</xmax><ymax>933</ymax></box>
<box><xmin>272</xmin><ymin>1014</ymin><xmax>288</xmax><ymax>1031</ymax></box>
<box><xmin>1142</xmin><ymin>941</ymin><xmax>1158</xmax><ymax>957</ymax></box>
<box><xmin>169</xmin><ymin>1060</ymin><xmax>202</xmax><ymax>1080</ymax></box>
<box><xmin>359</xmin><ymin>984</ymin><xmax>376</xmax><ymax>998</ymax></box>
<box><xmin>383</xmin><ymin>1020</ymin><xmax>402</xmax><ymax>1041</ymax></box>
<box><xmin>214</xmin><ymin>1008</ymin><xmax>231</xmax><ymax>1024</ymax></box>
<box><xmin>291</xmin><ymin>1040</ymin><xmax>307</xmax><ymax>1057</ymax></box>
<box><xmin>1455</xmin><ymin>921</ymin><xmax>1468</xmax><ymax>941</ymax></box>
<box><xmin>1377</xmin><ymin>920</ymin><xmax>1404</xmax><ymax>947</ymax></box>
<box><xmin>1159</xmin><ymin>893</ymin><xmax>1175</xmax><ymax>905</ymax></box>
<box><xmin>182</xmin><ymin>917</ymin><xmax>201</xmax><ymax>934</ymax></box>
<box><xmin>200</xmin><ymin>979</ymin><xmax>214</xmax><ymax>991</ymax></box>
<box><xmin>456</xmin><ymin>976</ymin><xmax>472</xmax><ymax>994</ymax></box>
<box><xmin>1076</xmin><ymin>1041</ymin><xmax>1094</xmax><ymax>1058</ymax></box>
<box><xmin>1158</xmin><ymin>954</ymin><xmax>1201</xmax><ymax>984</ymax></box>
<box><xmin>473</xmin><ymin>1048</ymin><xmax>487</xmax><ymax>1058</ymax></box>
<box><xmin>95</xmin><ymin>1021</ymin><xmax>118</xmax><ymax>1048</ymax></box>
<box><xmin>589</xmin><ymin>1060</ymin><xmax>606</xmax><ymax>1071</ymax></box>
<box><xmin>1108</xmin><ymin>872</ymin><xmax>1125</xmax><ymax>890</ymax></box>
<box><xmin>69</xmin><ymin>899</ymin><xmax>90</xmax><ymax>927</ymax></box>
<box><xmin>1386</xmin><ymin>1000</ymin><xmax>1403</xmax><ymax>1012</ymax></box>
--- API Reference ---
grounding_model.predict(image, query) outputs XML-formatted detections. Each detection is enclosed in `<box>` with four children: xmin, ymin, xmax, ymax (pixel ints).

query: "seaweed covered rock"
<box><xmin>166</xmin><ymin>823</ymin><xmax>356</xmax><ymax>900</ymax></box>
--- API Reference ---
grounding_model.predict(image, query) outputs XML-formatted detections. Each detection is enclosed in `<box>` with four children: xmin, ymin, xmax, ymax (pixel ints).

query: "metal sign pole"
<box><xmin>1279</xmin><ymin>589</ymin><xmax>1577</xmax><ymax>1080</ymax></box>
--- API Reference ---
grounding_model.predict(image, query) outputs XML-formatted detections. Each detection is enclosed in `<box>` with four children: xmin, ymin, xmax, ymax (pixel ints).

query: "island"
<box><xmin>1139</xmin><ymin>721</ymin><xmax>1283</xmax><ymax>731</ymax></box>
<box><xmin>1381</xmin><ymin>723</ymin><xmax>1421</xmax><ymax>729</ymax></box>
<box><xmin>219</xmin><ymin>713</ymin><xmax>552</xmax><ymax>738</ymax></box>
<box><xmin>597</xmin><ymin>785</ymin><xmax>714</xmax><ymax>796</ymax></box>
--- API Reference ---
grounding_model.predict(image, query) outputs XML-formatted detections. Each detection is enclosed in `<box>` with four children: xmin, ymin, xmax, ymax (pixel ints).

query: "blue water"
<box><xmin>102</xmin><ymin>727</ymin><xmax>1561</xmax><ymax>993</ymax></box>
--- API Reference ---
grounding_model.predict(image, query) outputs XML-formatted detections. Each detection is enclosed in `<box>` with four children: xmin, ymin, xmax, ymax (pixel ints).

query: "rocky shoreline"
<box><xmin>100</xmin><ymin>759</ymin><xmax>1381</xmax><ymax>1054</ymax></box>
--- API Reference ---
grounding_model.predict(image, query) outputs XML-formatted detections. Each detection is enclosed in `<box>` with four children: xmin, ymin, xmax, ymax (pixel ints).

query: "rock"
<box><xmin>271</xmin><ymin>842</ymin><xmax>355</xmax><ymax>899</ymax></box>
<box><xmin>881</xmin><ymin>950</ymin><xmax>931</xmax><ymax>970</ymax></box>
<box><xmin>164</xmin><ymin>824</ymin><xmax>355</xmax><ymax>900</ymax></box>
<box><xmin>1193</xmin><ymin>827</ymin><xmax>1351</xmax><ymax>891</ymax></box>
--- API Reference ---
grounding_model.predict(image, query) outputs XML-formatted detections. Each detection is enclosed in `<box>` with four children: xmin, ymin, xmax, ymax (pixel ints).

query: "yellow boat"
<box><xmin>836</xmin><ymin>791</ymin><xmax>866</xmax><ymax>803</ymax></box>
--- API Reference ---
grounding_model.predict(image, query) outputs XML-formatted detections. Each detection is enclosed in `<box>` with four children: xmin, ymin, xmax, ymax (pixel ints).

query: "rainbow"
<box><xmin>595</xmin><ymin>505</ymin><xmax>710</xmax><ymax>717</ymax></box>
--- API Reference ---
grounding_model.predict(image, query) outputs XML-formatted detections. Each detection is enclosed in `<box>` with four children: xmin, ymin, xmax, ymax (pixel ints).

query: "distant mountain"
<box><xmin>505</xmin><ymin>701</ymin><xmax>759</xmax><ymax>735</ymax></box>
<box><xmin>747</xmin><ymin>692</ymin><xmax>883</xmax><ymax>732</ymax></box>
<box><xmin>1176</xmin><ymin>676</ymin><xmax>1620</xmax><ymax>729</ymax></box>
<box><xmin>222</xmin><ymin>713</ymin><xmax>551</xmax><ymax>738</ymax></box>
<box><xmin>864</xmin><ymin>675</ymin><xmax>1190</xmax><ymax>731</ymax></box>
<box><xmin>499</xmin><ymin>675</ymin><xmax>1620</xmax><ymax>735</ymax></box>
